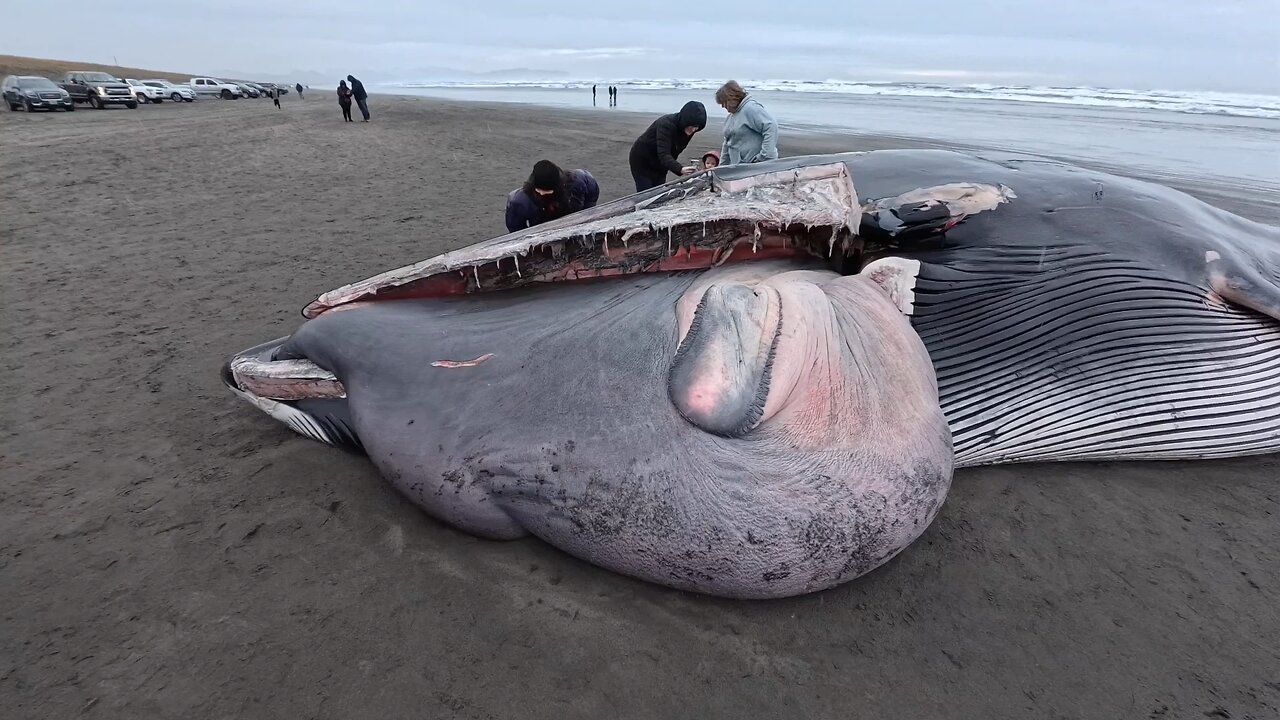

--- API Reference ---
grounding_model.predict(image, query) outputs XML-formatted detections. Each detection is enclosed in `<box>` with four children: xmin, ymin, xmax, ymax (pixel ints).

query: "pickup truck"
<box><xmin>188</xmin><ymin>77</ymin><xmax>243</xmax><ymax>99</ymax></box>
<box><xmin>59</xmin><ymin>71</ymin><xmax>137</xmax><ymax>109</ymax></box>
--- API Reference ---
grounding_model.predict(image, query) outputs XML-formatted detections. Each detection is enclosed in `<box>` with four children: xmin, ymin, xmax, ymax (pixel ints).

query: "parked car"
<box><xmin>233</xmin><ymin>82</ymin><xmax>261</xmax><ymax>98</ymax></box>
<box><xmin>141</xmin><ymin>80</ymin><xmax>195</xmax><ymax>103</ymax></box>
<box><xmin>59</xmin><ymin>71</ymin><xmax>137</xmax><ymax>109</ymax></box>
<box><xmin>125</xmin><ymin>78</ymin><xmax>167</xmax><ymax>103</ymax></box>
<box><xmin>188</xmin><ymin>77</ymin><xmax>243</xmax><ymax>99</ymax></box>
<box><xmin>258</xmin><ymin>83</ymin><xmax>289</xmax><ymax>96</ymax></box>
<box><xmin>2</xmin><ymin>75</ymin><xmax>75</xmax><ymax>111</ymax></box>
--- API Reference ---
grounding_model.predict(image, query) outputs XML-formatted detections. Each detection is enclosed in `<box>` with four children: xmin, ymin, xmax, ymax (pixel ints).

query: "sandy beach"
<box><xmin>2</xmin><ymin>93</ymin><xmax>1277</xmax><ymax>719</ymax></box>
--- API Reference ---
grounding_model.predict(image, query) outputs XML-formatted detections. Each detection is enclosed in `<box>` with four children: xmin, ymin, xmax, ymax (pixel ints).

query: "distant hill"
<box><xmin>0</xmin><ymin>54</ymin><xmax>569</xmax><ymax>88</ymax></box>
<box><xmin>0</xmin><ymin>54</ymin><xmax>195</xmax><ymax>83</ymax></box>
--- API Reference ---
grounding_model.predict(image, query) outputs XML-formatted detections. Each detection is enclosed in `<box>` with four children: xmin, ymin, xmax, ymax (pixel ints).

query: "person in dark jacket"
<box><xmin>347</xmin><ymin>75</ymin><xmax>369</xmax><ymax>121</ymax></box>
<box><xmin>295</xmin><ymin>82</ymin><xmax>304</xmax><ymax>99</ymax></box>
<box><xmin>627</xmin><ymin>101</ymin><xmax>707</xmax><ymax>192</ymax></box>
<box><xmin>505</xmin><ymin>160</ymin><xmax>600</xmax><ymax>233</ymax></box>
<box><xmin>337</xmin><ymin>80</ymin><xmax>353</xmax><ymax>122</ymax></box>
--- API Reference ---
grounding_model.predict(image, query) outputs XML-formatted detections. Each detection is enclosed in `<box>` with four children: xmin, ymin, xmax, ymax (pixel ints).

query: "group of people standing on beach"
<box><xmin>592</xmin><ymin>84</ymin><xmax>619</xmax><ymax>106</ymax></box>
<box><xmin>335</xmin><ymin>75</ymin><xmax>370</xmax><ymax>122</ymax></box>
<box><xmin>505</xmin><ymin>80</ymin><xmax>779</xmax><ymax>233</ymax></box>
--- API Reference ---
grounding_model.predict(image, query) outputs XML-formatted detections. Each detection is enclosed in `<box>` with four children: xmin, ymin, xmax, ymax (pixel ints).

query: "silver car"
<box><xmin>142</xmin><ymin>80</ymin><xmax>196</xmax><ymax>103</ymax></box>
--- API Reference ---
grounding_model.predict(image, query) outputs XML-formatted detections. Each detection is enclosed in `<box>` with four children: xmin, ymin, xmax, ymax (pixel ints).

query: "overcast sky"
<box><xmin>9</xmin><ymin>0</ymin><xmax>1280</xmax><ymax>93</ymax></box>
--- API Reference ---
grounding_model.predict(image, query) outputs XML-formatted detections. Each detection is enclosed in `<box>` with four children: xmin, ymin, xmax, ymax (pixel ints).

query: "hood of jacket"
<box><xmin>736</xmin><ymin>93</ymin><xmax>763</xmax><ymax>113</ymax></box>
<box><xmin>677</xmin><ymin>101</ymin><xmax>707</xmax><ymax>131</ymax></box>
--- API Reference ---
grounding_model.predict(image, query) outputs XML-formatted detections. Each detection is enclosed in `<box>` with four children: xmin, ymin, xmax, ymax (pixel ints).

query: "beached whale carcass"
<box><xmin>222</xmin><ymin>149</ymin><xmax>1280</xmax><ymax>599</ymax></box>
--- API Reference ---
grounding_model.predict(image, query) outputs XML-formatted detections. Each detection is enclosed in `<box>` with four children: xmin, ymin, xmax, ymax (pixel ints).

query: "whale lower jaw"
<box><xmin>221</xmin><ymin>340</ymin><xmax>363</xmax><ymax>451</ymax></box>
<box><xmin>226</xmin><ymin>385</ymin><xmax>338</xmax><ymax>446</ymax></box>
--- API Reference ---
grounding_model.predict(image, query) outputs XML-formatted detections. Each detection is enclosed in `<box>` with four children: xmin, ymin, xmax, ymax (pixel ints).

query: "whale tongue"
<box><xmin>301</xmin><ymin>163</ymin><xmax>863</xmax><ymax>318</ymax></box>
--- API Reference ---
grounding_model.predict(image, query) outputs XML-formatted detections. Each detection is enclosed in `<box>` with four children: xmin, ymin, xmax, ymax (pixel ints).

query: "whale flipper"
<box><xmin>1206</xmin><ymin>249</ymin><xmax>1280</xmax><ymax>323</ymax></box>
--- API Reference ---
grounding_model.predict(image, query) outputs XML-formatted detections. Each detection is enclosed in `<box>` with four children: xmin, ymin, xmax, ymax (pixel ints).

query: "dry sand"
<box><xmin>2</xmin><ymin>93</ymin><xmax>1277</xmax><ymax>720</ymax></box>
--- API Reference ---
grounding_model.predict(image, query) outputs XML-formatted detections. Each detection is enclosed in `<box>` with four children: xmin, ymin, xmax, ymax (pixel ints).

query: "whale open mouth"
<box><xmin>300</xmin><ymin>162</ymin><xmax>865</xmax><ymax>317</ymax></box>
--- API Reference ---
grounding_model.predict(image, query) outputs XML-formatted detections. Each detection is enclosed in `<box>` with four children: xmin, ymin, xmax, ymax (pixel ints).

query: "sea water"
<box><xmin>384</xmin><ymin>80</ymin><xmax>1280</xmax><ymax>194</ymax></box>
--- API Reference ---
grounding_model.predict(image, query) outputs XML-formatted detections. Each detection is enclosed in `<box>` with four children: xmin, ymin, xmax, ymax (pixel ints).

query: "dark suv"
<box><xmin>59</xmin><ymin>71</ymin><xmax>137</xmax><ymax>109</ymax></box>
<box><xmin>2</xmin><ymin>75</ymin><xmax>75</xmax><ymax>112</ymax></box>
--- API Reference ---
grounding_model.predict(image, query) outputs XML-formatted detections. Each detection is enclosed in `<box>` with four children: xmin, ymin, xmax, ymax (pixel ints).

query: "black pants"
<box><xmin>629</xmin><ymin>160</ymin><xmax>666</xmax><ymax>193</ymax></box>
<box><xmin>631</xmin><ymin>171</ymin><xmax>663</xmax><ymax>193</ymax></box>
<box><xmin>273</xmin><ymin>97</ymin><xmax>280</xmax><ymax>109</ymax></box>
<box><xmin>355</xmin><ymin>96</ymin><xmax>370</xmax><ymax>120</ymax></box>
<box><xmin>340</xmin><ymin>102</ymin><xmax>352</xmax><ymax>121</ymax></box>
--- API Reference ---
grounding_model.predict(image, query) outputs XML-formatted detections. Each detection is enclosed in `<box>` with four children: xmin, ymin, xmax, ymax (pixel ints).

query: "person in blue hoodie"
<box><xmin>505</xmin><ymin>160</ymin><xmax>601</xmax><ymax>233</ymax></box>
<box><xmin>714</xmin><ymin>80</ymin><xmax>779</xmax><ymax>166</ymax></box>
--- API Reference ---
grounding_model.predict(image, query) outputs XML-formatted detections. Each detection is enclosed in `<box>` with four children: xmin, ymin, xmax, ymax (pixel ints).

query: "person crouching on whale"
<box><xmin>504</xmin><ymin>160</ymin><xmax>601</xmax><ymax>233</ymax></box>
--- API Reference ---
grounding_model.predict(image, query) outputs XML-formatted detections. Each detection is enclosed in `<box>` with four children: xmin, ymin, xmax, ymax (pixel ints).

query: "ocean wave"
<box><xmin>391</xmin><ymin>79</ymin><xmax>1280</xmax><ymax>120</ymax></box>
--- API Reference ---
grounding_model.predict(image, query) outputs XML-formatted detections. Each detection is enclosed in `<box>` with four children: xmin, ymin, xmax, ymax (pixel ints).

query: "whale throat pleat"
<box><xmin>907</xmin><ymin>244</ymin><xmax>1280</xmax><ymax>466</ymax></box>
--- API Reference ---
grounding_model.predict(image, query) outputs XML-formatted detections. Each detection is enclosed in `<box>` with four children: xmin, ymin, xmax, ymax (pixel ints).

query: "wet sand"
<box><xmin>2</xmin><ymin>94</ymin><xmax>1277</xmax><ymax>719</ymax></box>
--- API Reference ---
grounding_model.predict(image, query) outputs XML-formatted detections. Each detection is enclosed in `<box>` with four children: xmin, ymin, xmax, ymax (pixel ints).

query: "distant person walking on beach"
<box><xmin>271</xmin><ymin>84</ymin><xmax>281</xmax><ymax>109</ymax></box>
<box><xmin>337</xmin><ymin>80</ymin><xmax>354</xmax><ymax>122</ymax></box>
<box><xmin>627</xmin><ymin>101</ymin><xmax>707</xmax><ymax>192</ymax></box>
<box><xmin>505</xmin><ymin>160</ymin><xmax>601</xmax><ymax>232</ymax></box>
<box><xmin>295</xmin><ymin>82</ymin><xmax>304</xmax><ymax>99</ymax></box>
<box><xmin>715</xmin><ymin>80</ymin><xmax>778</xmax><ymax>166</ymax></box>
<box><xmin>592</xmin><ymin>84</ymin><xmax>597</xmax><ymax>105</ymax></box>
<box><xmin>347</xmin><ymin>75</ymin><xmax>370</xmax><ymax>122</ymax></box>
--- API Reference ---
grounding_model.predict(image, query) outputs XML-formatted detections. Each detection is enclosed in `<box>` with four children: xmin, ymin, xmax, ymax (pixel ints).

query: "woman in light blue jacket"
<box><xmin>714</xmin><ymin>80</ymin><xmax>779</xmax><ymax>166</ymax></box>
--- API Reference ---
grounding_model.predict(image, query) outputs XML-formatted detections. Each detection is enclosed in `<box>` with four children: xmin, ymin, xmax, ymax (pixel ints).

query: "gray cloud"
<box><xmin>8</xmin><ymin>0</ymin><xmax>1279</xmax><ymax>92</ymax></box>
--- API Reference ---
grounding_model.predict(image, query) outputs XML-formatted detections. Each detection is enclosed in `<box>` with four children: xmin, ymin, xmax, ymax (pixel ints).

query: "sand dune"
<box><xmin>0</xmin><ymin>54</ymin><xmax>195</xmax><ymax>84</ymax></box>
